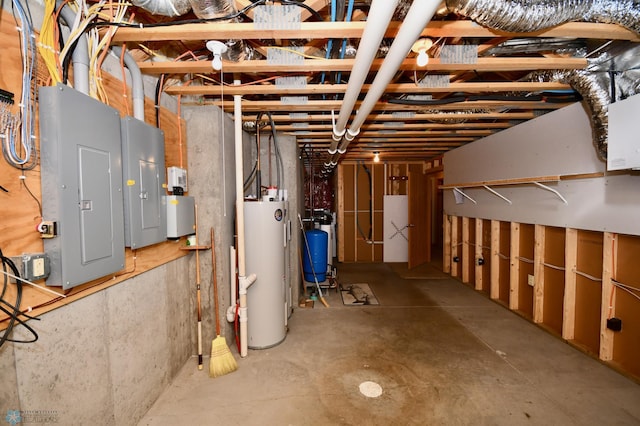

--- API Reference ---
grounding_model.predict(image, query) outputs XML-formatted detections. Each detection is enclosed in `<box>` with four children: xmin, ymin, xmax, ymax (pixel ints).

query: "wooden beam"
<box><xmin>441</xmin><ymin>175</ymin><xmax>561</xmax><ymax>189</ymax></box>
<box><xmin>205</xmin><ymin>99</ymin><xmax>572</xmax><ymax>112</ymax></box>
<box><xmin>165</xmin><ymin>81</ymin><xmax>573</xmax><ymax>95</ymax></box>
<box><xmin>600</xmin><ymin>232</ymin><xmax>617</xmax><ymax>361</ymax></box>
<box><xmin>533</xmin><ymin>224</ymin><xmax>545</xmax><ymax>324</ymax></box>
<box><xmin>253</xmin><ymin>112</ymin><xmax>538</xmax><ymax>122</ymax></box>
<box><xmin>462</xmin><ymin>217</ymin><xmax>470</xmax><ymax>284</ymax></box>
<box><xmin>443</xmin><ymin>214</ymin><xmax>451</xmax><ymax>274</ymax></box>
<box><xmin>491</xmin><ymin>220</ymin><xmax>500</xmax><ymax>300</ymax></box>
<box><xmin>140</xmin><ymin>57</ymin><xmax>587</xmax><ymax>74</ymax></box>
<box><xmin>292</xmin><ymin>130</ymin><xmax>494</xmax><ymax>137</ymax></box>
<box><xmin>563</xmin><ymin>228</ymin><xmax>578</xmax><ymax>341</ymax></box>
<box><xmin>475</xmin><ymin>219</ymin><xmax>483</xmax><ymax>291</ymax></box>
<box><xmin>510</xmin><ymin>222</ymin><xmax>520</xmax><ymax>311</ymax></box>
<box><xmin>111</xmin><ymin>21</ymin><xmax>640</xmax><ymax>43</ymax></box>
<box><xmin>271</xmin><ymin>122</ymin><xmax>513</xmax><ymax>131</ymax></box>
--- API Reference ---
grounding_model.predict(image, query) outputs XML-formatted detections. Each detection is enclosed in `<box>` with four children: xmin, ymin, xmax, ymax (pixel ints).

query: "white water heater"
<box><xmin>244</xmin><ymin>200</ymin><xmax>287</xmax><ymax>349</ymax></box>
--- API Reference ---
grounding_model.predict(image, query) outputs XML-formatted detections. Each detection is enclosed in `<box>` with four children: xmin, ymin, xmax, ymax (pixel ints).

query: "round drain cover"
<box><xmin>359</xmin><ymin>381</ymin><xmax>383</xmax><ymax>398</ymax></box>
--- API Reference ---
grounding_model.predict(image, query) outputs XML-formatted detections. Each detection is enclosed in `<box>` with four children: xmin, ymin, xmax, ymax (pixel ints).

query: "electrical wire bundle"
<box><xmin>39</xmin><ymin>0</ymin><xmax>131</xmax><ymax>102</ymax></box>
<box><xmin>1</xmin><ymin>0</ymin><xmax>38</xmax><ymax>171</ymax></box>
<box><xmin>0</xmin><ymin>249</ymin><xmax>39</xmax><ymax>349</ymax></box>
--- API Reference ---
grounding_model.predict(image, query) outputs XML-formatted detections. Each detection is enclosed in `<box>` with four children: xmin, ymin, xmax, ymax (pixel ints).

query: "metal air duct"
<box><xmin>130</xmin><ymin>0</ymin><xmax>191</xmax><ymax>17</ymax></box>
<box><xmin>446</xmin><ymin>0</ymin><xmax>640</xmax><ymax>34</ymax></box>
<box><xmin>445</xmin><ymin>0</ymin><xmax>640</xmax><ymax>159</ymax></box>
<box><xmin>188</xmin><ymin>0</ymin><xmax>247</xmax><ymax>62</ymax></box>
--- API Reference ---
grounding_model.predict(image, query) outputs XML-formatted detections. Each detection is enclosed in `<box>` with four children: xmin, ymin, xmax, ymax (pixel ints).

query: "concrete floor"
<box><xmin>138</xmin><ymin>262</ymin><xmax>640</xmax><ymax>426</ymax></box>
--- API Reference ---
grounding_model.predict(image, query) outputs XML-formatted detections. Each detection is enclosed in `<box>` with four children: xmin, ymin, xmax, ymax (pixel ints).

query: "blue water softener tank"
<box><xmin>302</xmin><ymin>229</ymin><xmax>328</xmax><ymax>283</ymax></box>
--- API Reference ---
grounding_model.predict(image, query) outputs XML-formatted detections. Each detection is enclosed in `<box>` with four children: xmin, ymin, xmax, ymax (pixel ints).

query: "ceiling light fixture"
<box><xmin>206</xmin><ymin>40</ymin><xmax>228</xmax><ymax>71</ymax></box>
<box><xmin>411</xmin><ymin>38</ymin><xmax>433</xmax><ymax>67</ymax></box>
<box><xmin>373</xmin><ymin>151</ymin><xmax>380</xmax><ymax>163</ymax></box>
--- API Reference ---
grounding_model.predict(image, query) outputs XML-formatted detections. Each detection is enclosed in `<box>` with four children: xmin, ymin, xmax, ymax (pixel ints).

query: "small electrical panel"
<box><xmin>121</xmin><ymin>116</ymin><xmax>167</xmax><ymax>249</ymax></box>
<box><xmin>165</xmin><ymin>195</ymin><xmax>195</xmax><ymax>238</ymax></box>
<box><xmin>167</xmin><ymin>166</ymin><xmax>188</xmax><ymax>193</ymax></box>
<box><xmin>10</xmin><ymin>253</ymin><xmax>51</xmax><ymax>282</ymax></box>
<box><xmin>39</xmin><ymin>84</ymin><xmax>125</xmax><ymax>289</ymax></box>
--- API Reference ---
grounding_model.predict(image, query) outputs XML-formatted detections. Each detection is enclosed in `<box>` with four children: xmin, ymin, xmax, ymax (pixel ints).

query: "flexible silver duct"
<box><xmin>446</xmin><ymin>0</ymin><xmax>640</xmax><ymax>34</ymax></box>
<box><xmin>446</xmin><ymin>0</ymin><xmax>640</xmax><ymax>160</ymax></box>
<box><xmin>188</xmin><ymin>0</ymin><xmax>247</xmax><ymax>61</ymax></box>
<box><xmin>527</xmin><ymin>68</ymin><xmax>611</xmax><ymax>159</ymax></box>
<box><xmin>131</xmin><ymin>0</ymin><xmax>191</xmax><ymax>17</ymax></box>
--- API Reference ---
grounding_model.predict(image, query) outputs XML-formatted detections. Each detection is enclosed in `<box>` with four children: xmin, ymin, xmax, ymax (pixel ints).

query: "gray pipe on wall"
<box><xmin>111</xmin><ymin>46</ymin><xmax>146</xmax><ymax>122</ymax></box>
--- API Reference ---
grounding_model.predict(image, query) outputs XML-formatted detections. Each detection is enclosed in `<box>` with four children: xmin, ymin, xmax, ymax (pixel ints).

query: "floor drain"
<box><xmin>359</xmin><ymin>381</ymin><xmax>383</xmax><ymax>398</ymax></box>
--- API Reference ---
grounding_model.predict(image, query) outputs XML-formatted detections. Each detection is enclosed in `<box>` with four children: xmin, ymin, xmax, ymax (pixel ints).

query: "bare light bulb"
<box><xmin>212</xmin><ymin>54</ymin><xmax>223</xmax><ymax>71</ymax></box>
<box><xmin>206</xmin><ymin>40</ymin><xmax>228</xmax><ymax>71</ymax></box>
<box><xmin>373</xmin><ymin>152</ymin><xmax>380</xmax><ymax>163</ymax></box>
<box><xmin>417</xmin><ymin>49</ymin><xmax>429</xmax><ymax>67</ymax></box>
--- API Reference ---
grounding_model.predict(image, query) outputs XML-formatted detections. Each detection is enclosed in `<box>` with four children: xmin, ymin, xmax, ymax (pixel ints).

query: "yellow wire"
<box><xmin>38</xmin><ymin>0</ymin><xmax>62</xmax><ymax>85</ymax></box>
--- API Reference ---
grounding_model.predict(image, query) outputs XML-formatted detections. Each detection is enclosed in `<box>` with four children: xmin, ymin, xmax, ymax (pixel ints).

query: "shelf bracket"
<box><xmin>453</xmin><ymin>187</ymin><xmax>477</xmax><ymax>204</ymax></box>
<box><xmin>483</xmin><ymin>185</ymin><xmax>512</xmax><ymax>205</ymax></box>
<box><xmin>533</xmin><ymin>181</ymin><xmax>568</xmax><ymax>204</ymax></box>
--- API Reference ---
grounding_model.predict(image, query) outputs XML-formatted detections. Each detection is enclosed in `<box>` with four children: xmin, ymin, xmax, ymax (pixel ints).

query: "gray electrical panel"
<box><xmin>121</xmin><ymin>116</ymin><xmax>167</xmax><ymax>249</ymax></box>
<box><xmin>165</xmin><ymin>195</ymin><xmax>195</xmax><ymax>238</ymax></box>
<box><xmin>39</xmin><ymin>84</ymin><xmax>125</xmax><ymax>290</ymax></box>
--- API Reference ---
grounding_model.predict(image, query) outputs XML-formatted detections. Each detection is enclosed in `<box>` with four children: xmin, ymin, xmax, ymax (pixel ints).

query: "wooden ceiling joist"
<box><xmin>139</xmin><ymin>57</ymin><xmax>587</xmax><ymax>74</ymax></box>
<box><xmin>165</xmin><ymin>81</ymin><xmax>572</xmax><ymax>96</ymax></box>
<box><xmin>213</xmin><ymin>100</ymin><xmax>572</xmax><ymax>112</ymax></box>
<box><xmin>245</xmin><ymin>112</ymin><xmax>538</xmax><ymax>122</ymax></box>
<box><xmin>111</xmin><ymin>21</ymin><xmax>639</xmax><ymax>43</ymax></box>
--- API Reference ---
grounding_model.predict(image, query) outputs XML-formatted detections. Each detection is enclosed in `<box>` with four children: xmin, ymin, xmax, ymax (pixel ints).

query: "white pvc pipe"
<box><xmin>343</xmin><ymin>0</ymin><xmax>441</xmax><ymax>149</ymax></box>
<box><xmin>233</xmin><ymin>79</ymin><xmax>256</xmax><ymax>358</ymax></box>
<box><xmin>328</xmin><ymin>0</ymin><xmax>399</xmax><ymax>153</ymax></box>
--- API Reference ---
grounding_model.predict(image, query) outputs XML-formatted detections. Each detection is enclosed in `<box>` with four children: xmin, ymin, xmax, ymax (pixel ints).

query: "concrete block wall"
<box><xmin>0</xmin><ymin>257</ymin><xmax>192</xmax><ymax>425</ymax></box>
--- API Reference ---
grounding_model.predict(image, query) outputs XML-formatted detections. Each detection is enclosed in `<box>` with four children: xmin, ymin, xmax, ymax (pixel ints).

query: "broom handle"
<box><xmin>195</xmin><ymin>205</ymin><xmax>203</xmax><ymax>369</ymax></box>
<box><xmin>211</xmin><ymin>228</ymin><xmax>221</xmax><ymax>336</ymax></box>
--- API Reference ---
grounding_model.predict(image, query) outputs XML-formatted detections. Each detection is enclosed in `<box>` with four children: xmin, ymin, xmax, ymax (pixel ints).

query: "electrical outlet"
<box><xmin>33</xmin><ymin>257</ymin><xmax>45</xmax><ymax>277</ymax></box>
<box><xmin>11</xmin><ymin>253</ymin><xmax>51</xmax><ymax>282</ymax></box>
<box><xmin>527</xmin><ymin>274</ymin><xmax>535</xmax><ymax>287</ymax></box>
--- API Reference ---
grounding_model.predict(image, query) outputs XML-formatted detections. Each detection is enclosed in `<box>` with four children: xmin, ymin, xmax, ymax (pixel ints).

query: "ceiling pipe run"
<box><xmin>328</xmin><ymin>0</ymin><xmax>400</xmax><ymax>154</ymax></box>
<box><xmin>325</xmin><ymin>0</ymin><xmax>442</xmax><ymax>169</ymax></box>
<box><xmin>111</xmin><ymin>46</ymin><xmax>145</xmax><ymax>122</ymax></box>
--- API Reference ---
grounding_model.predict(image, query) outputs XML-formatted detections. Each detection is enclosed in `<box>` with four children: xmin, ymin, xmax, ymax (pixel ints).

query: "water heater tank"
<box><xmin>244</xmin><ymin>200</ymin><xmax>287</xmax><ymax>349</ymax></box>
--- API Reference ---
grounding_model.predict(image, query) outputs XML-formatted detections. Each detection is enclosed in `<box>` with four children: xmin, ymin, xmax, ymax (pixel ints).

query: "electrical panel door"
<box><xmin>121</xmin><ymin>116</ymin><xmax>167</xmax><ymax>248</ymax></box>
<box><xmin>39</xmin><ymin>84</ymin><xmax>125</xmax><ymax>289</ymax></box>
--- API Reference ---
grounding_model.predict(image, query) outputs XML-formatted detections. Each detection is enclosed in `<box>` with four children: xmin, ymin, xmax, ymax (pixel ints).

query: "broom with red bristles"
<box><xmin>209</xmin><ymin>228</ymin><xmax>238</xmax><ymax>378</ymax></box>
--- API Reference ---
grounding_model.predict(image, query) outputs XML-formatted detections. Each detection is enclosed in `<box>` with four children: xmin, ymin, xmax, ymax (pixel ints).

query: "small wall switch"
<box><xmin>527</xmin><ymin>274</ymin><xmax>535</xmax><ymax>287</ymax></box>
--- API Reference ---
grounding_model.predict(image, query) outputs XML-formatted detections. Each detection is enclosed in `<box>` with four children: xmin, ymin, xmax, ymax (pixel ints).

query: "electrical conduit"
<box><xmin>56</xmin><ymin>0</ymin><xmax>90</xmax><ymax>95</ymax></box>
<box><xmin>327</xmin><ymin>0</ymin><xmax>399</xmax><ymax>155</ymax></box>
<box><xmin>334</xmin><ymin>0</ymin><xmax>441</xmax><ymax>159</ymax></box>
<box><xmin>110</xmin><ymin>45</ymin><xmax>145</xmax><ymax>122</ymax></box>
<box><xmin>234</xmin><ymin>80</ymin><xmax>257</xmax><ymax>358</ymax></box>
